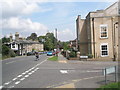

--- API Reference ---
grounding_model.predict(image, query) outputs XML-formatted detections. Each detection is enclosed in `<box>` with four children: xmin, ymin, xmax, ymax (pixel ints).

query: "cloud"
<box><xmin>1</xmin><ymin>0</ymin><xmax>52</xmax><ymax>18</ymax></box>
<box><xmin>1</xmin><ymin>17</ymin><xmax>48</xmax><ymax>36</ymax></box>
<box><xmin>58</xmin><ymin>28</ymin><xmax>76</xmax><ymax>41</ymax></box>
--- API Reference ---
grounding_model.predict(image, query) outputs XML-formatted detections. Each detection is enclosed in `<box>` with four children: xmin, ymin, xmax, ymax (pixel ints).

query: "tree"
<box><xmin>2</xmin><ymin>44</ymin><xmax>16</xmax><ymax>57</ymax></box>
<box><xmin>2</xmin><ymin>37</ymin><xmax>10</xmax><ymax>43</ymax></box>
<box><xmin>38</xmin><ymin>36</ymin><xmax>46</xmax><ymax>43</ymax></box>
<box><xmin>26</xmin><ymin>33</ymin><xmax>37</xmax><ymax>41</ymax></box>
<box><xmin>38</xmin><ymin>32</ymin><xmax>57</xmax><ymax>51</ymax></box>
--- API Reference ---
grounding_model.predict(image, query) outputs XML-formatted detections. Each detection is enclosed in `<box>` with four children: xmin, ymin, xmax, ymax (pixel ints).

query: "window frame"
<box><xmin>100</xmin><ymin>43</ymin><xmax>109</xmax><ymax>57</ymax></box>
<box><xmin>100</xmin><ymin>24</ymin><xmax>108</xmax><ymax>39</ymax></box>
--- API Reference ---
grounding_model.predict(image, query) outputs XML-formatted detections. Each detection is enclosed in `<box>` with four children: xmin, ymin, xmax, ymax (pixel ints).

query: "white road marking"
<box><xmin>17</xmin><ymin>75</ymin><xmax>22</xmax><ymax>77</ymax></box>
<box><xmin>31</xmin><ymin>67</ymin><xmax>35</xmax><ymax>70</ymax></box>
<box><xmin>13</xmin><ymin>78</ymin><xmax>17</xmax><ymax>81</ymax></box>
<box><xmin>28</xmin><ymin>68</ymin><xmax>33</xmax><ymax>72</ymax></box>
<box><xmin>6</xmin><ymin>61</ymin><xmax>16</xmax><ymax>64</ymax></box>
<box><xmin>38</xmin><ymin>59</ymin><xmax>47</xmax><ymax>66</ymax></box>
<box><xmin>36</xmin><ymin>68</ymin><xmax>39</xmax><ymax>70</ymax></box>
<box><xmin>20</xmin><ymin>78</ymin><xmax>25</xmax><ymax>81</ymax></box>
<box><xmin>22</xmin><ymin>72</ymin><xmax>26</xmax><ymax>75</ymax></box>
<box><xmin>15</xmin><ymin>81</ymin><xmax>21</xmax><ymax>85</ymax></box>
<box><xmin>60</xmin><ymin>70</ymin><xmax>68</xmax><ymax>74</ymax></box>
<box><xmin>0</xmin><ymin>86</ymin><xmax>3</xmax><ymax>89</ymax></box>
<box><xmin>25</xmin><ymin>70</ymin><xmax>29</xmax><ymax>73</ymax></box>
<box><xmin>86</xmin><ymin>70</ymin><xmax>100</xmax><ymax>72</ymax></box>
<box><xmin>28</xmin><ymin>72</ymin><xmax>32</xmax><ymax>75</ymax></box>
<box><xmin>31</xmin><ymin>71</ymin><xmax>35</xmax><ymax>73</ymax></box>
<box><xmin>3</xmin><ymin>59</ymin><xmax>47</xmax><ymax>88</ymax></box>
<box><xmin>4</xmin><ymin>81</ymin><xmax>11</xmax><ymax>85</ymax></box>
<box><xmin>24</xmin><ymin>75</ymin><xmax>29</xmax><ymax>78</ymax></box>
<box><xmin>34</xmin><ymin>68</ymin><xmax>39</xmax><ymax>71</ymax></box>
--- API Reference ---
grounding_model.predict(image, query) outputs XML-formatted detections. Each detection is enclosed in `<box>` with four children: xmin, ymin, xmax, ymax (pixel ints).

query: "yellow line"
<box><xmin>58</xmin><ymin>60</ymin><xmax>67</xmax><ymax>63</ymax></box>
<box><xmin>55</xmin><ymin>83</ymin><xmax>75</xmax><ymax>88</ymax></box>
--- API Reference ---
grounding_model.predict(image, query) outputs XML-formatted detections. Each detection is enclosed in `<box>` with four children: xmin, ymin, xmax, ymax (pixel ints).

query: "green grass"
<box><xmin>96</xmin><ymin>82</ymin><xmax>120</xmax><ymax>90</ymax></box>
<box><xmin>48</xmin><ymin>56</ymin><xmax>58</xmax><ymax>61</ymax></box>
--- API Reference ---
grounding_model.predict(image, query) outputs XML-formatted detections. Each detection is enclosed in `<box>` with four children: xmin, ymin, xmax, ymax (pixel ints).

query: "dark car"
<box><xmin>27</xmin><ymin>52</ymin><xmax>35</xmax><ymax>56</ymax></box>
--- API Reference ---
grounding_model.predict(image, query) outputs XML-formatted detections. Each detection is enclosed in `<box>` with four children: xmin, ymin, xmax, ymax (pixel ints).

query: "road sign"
<box><xmin>103</xmin><ymin>66</ymin><xmax>115</xmax><ymax>76</ymax></box>
<box><xmin>103</xmin><ymin>66</ymin><xmax>117</xmax><ymax>84</ymax></box>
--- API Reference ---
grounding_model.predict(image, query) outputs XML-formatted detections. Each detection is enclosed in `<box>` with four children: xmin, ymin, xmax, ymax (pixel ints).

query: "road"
<box><xmin>1</xmin><ymin>54</ymin><xmax>118</xmax><ymax>89</ymax></box>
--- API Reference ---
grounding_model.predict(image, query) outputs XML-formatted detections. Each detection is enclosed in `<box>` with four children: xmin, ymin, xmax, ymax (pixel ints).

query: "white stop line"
<box><xmin>60</xmin><ymin>70</ymin><xmax>68</xmax><ymax>74</ymax></box>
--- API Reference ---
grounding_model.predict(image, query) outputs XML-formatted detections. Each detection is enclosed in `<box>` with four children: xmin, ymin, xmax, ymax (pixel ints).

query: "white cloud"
<box><xmin>1</xmin><ymin>0</ymin><xmax>52</xmax><ymax>18</ymax></box>
<box><xmin>58</xmin><ymin>28</ymin><xmax>75</xmax><ymax>41</ymax></box>
<box><xmin>1</xmin><ymin>17</ymin><xmax>48</xmax><ymax>36</ymax></box>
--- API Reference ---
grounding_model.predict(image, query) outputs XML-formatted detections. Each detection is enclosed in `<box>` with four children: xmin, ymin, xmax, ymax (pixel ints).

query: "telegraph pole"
<box><xmin>55</xmin><ymin>28</ymin><xmax>58</xmax><ymax>56</ymax></box>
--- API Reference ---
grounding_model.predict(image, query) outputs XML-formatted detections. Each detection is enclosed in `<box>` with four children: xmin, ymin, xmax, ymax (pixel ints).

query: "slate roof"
<box><xmin>10</xmin><ymin>40</ymin><xmax>41</xmax><ymax>44</ymax></box>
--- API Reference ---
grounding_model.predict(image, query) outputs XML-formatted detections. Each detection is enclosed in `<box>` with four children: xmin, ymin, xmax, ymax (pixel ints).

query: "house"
<box><xmin>76</xmin><ymin>2</ymin><xmax>120</xmax><ymax>60</ymax></box>
<box><xmin>6</xmin><ymin>32</ymin><xmax>44</xmax><ymax>55</ymax></box>
<box><xmin>69</xmin><ymin>39</ymin><xmax>77</xmax><ymax>51</ymax></box>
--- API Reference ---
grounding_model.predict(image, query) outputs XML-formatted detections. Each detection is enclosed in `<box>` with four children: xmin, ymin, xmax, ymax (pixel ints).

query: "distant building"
<box><xmin>6</xmin><ymin>32</ymin><xmax>44</xmax><ymax>55</ymax></box>
<box><xmin>69</xmin><ymin>39</ymin><xmax>77</xmax><ymax>51</ymax></box>
<box><xmin>76</xmin><ymin>2</ymin><xmax>119</xmax><ymax>60</ymax></box>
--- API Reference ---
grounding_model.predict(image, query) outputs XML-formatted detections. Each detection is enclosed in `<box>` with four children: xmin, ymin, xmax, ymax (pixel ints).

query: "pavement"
<box><xmin>56</xmin><ymin>53</ymin><xmax>118</xmax><ymax>88</ymax></box>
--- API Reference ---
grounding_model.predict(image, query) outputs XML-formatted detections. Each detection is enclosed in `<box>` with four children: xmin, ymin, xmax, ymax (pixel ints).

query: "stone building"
<box><xmin>7</xmin><ymin>32</ymin><xmax>44</xmax><ymax>55</ymax></box>
<box><xmin>76</xmin><ymin>2</ymin><xmax>120</xmax><ymax>60</ymax></box>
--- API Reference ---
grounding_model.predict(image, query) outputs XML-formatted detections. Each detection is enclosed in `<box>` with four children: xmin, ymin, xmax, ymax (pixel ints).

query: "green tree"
<box><xmin>60</xmin><ymin>41</ymin><xmax>70</xmax><ymax>50</ymax></box>
<box><xmin>38</xmin><ymin>36</ymin><xmax>46</xmax><ymax>43</ymax></box>
<box><xmin>26</xmin><ymin>33</ymin><xmax>37</xmax><ymax>41</ymax></box>
<box><xmin>2</xmin><ymin>44</ymin><xmax>16</xmax><ymax>58</ymax></box>
<box><xmin>38</xmin><ymin>32</ymin><xmax>57</xmax><ymax>51</ymax></box>
<box><xmin>2</xmin><ymin>37</ymin><xmax>10</xmax><ymax>43</ymax></box>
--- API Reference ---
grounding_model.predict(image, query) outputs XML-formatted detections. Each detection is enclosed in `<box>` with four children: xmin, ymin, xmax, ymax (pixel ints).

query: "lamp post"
<box><xmin>55</xmin><ymin>28</ymin><xmax>58</xmax><ymax>56</ymax></box>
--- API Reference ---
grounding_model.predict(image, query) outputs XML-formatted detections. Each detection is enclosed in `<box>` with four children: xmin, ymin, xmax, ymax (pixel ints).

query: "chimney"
<box><xmin>10</xmin><ymin>33</ymin><xmax>13</xmax><ymax>42</ymax></box>
<box><xmin>78</xmin><ymin>15</ymin><xmax>81</xmax><ymax>19</ymax></box>
<box><xmin>15</xmin><ymin>32</ymin><xmax>19</xmax><ymax>41</ymax></box>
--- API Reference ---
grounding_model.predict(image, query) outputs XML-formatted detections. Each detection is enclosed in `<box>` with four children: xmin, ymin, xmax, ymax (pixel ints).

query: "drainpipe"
<box><xmin>92</xmin><ymin>18</ymin><xmax>95</xmax><ymax>58</ymax></box>
<box><xmin>113</xmin><ymin>22</ymin><xmax>118</xmax><ymax>61</ymax></box>
<box><xmin>111</xmin><ymin>17</ymin><xmax>114</xmax><ymax>61</ymax></box>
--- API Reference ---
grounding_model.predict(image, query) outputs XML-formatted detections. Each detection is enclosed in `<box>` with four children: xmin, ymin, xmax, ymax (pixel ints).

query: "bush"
<box><xmin>88</xmin><ymin>54</ymin><xmax>93</xmax><ymax>58</ymax></box>
<box><xmin>61</xmin><ymin>51</ymin><xmax>66</xmax><ymax>57</ymax></box>
<box><xmin>2</xmin><ymin>44</ymin><xmax>16</xmax><ymax>58</ymax></box>
<box><xmin>69</xmin><ymin>51</ymin><xmax>77</xmax><ymax>58</ymax></box>
<box><xmin>2</xmin><ymin>45</ymin><xmax>10</xmax><ymax>56</ymax></box>
<box><xmin>9</xmin><ymin>50</ymin><xmax>16</xmax><ymax>57</ymax></box>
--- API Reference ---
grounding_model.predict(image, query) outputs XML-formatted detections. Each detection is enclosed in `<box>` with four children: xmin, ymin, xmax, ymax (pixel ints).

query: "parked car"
<box><xmin>27</xmin><ymin>52</ymin><xmax>35</xmax><ymax>56</ymax></box>
<box><xmin>47</xmin><ymin>51</ymin><xmax>53</xmax><ymax>56</ymax></box>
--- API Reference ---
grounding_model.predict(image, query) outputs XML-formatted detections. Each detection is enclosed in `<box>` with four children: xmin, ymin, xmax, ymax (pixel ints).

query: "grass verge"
<box><xmin>96</xmin><ymin>82</ymin><xmax>120</xmax><ymax>90</ymax></box>
<box><xmin>48</xmin><ymin>56</ymin><xmax>58</xmax><ymax>61</ymax></box>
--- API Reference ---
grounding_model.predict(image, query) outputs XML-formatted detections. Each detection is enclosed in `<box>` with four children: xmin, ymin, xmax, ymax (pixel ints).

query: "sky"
<box><xmin>0</xmin><ymin>0</ymin><xmax>118</xmax><ymax>41</ymax></box>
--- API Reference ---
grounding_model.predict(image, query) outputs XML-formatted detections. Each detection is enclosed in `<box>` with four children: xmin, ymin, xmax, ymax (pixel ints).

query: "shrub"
<box><xmin>2</xmin><ymin>44</ymin><xmax>16</xmax><ymax>58</ymax></box>
<box><xmin>9</xmin><ymin>50</ymin><xmax>16</xmax><ymax>57</ymax></box>
<box><xmin>88</xmin><ymin>54</ymin><xmax>93</xmax><ymax>58</ymax></box>
<box><xmin>69</xmin><ymin>51</ymin><xmax>77</xmax><ymax>58</ymax></box>
<box><xmin>2</xmin><ymin>44</ymin><xmax>10</xmax><ymax>56</ymax></box>
<box><xmin>61</xmin><ymin>51</ymin><xmax>66</xmax><ymax>57</ymax></box>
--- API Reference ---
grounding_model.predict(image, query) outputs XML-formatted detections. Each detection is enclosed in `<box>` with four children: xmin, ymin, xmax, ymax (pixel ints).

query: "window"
<box><xmin>12</xmin><ymin>43</ymin><xmax>15</xmax><ymax>48</ymax></box>
<box><xmin>100</xmin><ymin>25</ymin><xmax>108</xmax><ymax>38</ymax></box>
<box><xmin>101</xmin><ymin>44</ymin><xmax>108</xmax><ymax>57</ymax></box>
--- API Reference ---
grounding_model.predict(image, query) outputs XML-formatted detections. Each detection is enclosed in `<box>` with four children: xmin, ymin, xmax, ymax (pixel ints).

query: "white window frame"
<box><xmin>100</xmin><ymin>24</ymin><xmax>108</xmax><ymax>39</ymax></box>
<box><xmin>100</xmin><ymin>43</ymin><xmax>109</xmax><ymax>57</ymax></box>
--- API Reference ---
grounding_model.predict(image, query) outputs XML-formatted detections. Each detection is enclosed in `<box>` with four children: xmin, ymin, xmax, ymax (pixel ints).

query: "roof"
<box><xmin>11</xmin><ymin>40</ymin><xmax>41</xmax><ymax>44</ymax></box>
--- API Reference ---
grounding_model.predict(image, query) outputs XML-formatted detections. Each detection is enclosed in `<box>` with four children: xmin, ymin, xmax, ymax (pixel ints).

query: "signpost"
<box><xmin>103</xmin><ymin>66</ymin><xmax>117</xmax><ymax>84</ymax></box>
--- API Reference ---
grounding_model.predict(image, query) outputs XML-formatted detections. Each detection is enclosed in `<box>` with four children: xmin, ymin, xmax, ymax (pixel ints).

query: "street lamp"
<box><xmin>55</xmin><ymin>28</ymin><xmax>58</xmax><ymax>56</ymax></box>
